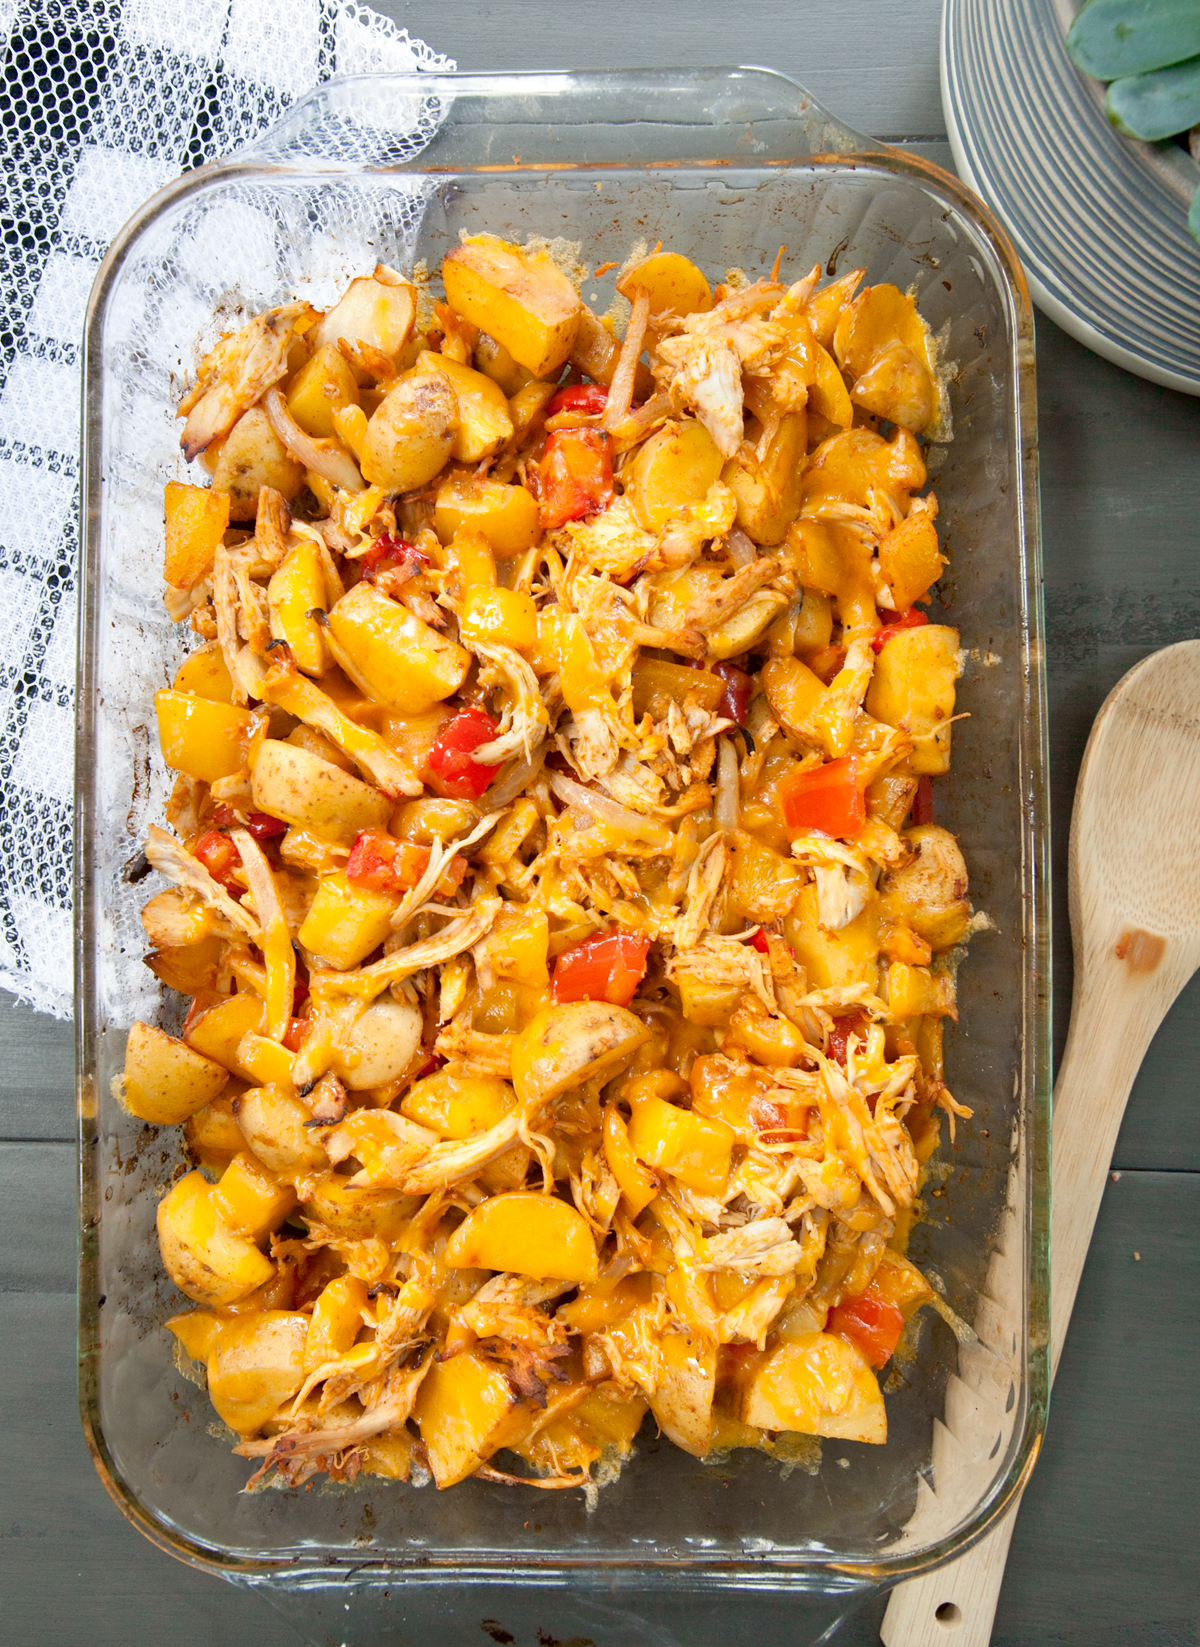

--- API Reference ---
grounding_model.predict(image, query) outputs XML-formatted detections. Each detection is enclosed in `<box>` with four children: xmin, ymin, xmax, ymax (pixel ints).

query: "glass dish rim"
<box><xmin>75</xmin><ymin>63</ymin><xmax>1051</xmax><ymax>1592</ymax></box>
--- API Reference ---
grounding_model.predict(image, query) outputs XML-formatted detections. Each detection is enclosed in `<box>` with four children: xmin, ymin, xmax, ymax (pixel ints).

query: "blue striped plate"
<box><xmin>942</xmin><ymin>0</ymin><xmax>1200</xmax><ymax>394</ymax></box>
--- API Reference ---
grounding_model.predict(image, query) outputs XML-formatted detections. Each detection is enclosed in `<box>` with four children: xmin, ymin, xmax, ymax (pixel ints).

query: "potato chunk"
<box><xmin>326</xmin><ymin>581</ymin><xmax>470</xmax><ymax>714</ymax></box>
<box><xmin>310</xmin><ymin>266</ymin><xmax>417</xmax><ymax>365</ymax></box>
<box><xmin>361</xmin><ymin>370</ymin><xmax>458</xmax><ymax>492</ymax></box>
<box><xmin>878</xmin><ymin>510</ymin><xmax>945</xmax><ymax>613</ymax></box>
<box><xmin>850</xmin><ymin>342</ymin><xmax>935</xmax><ymax>433</ymax></box>
<box><xmin>119</xmin><ymin>1021</ymin><xmax>228</xmax><ymax>1125</ymax></box>
<box><xmin>446</xmin><ymin>1191</ymin><xmax>598</xmax><ymax>1282</ymax></box>
<box><xmin>623</xmin><ymin>418</ymin><xmax>723</xmax><ymax>532</ymax></box>
<box><xmin>155</xmin><ymin>690</ymin><xmax>254</xmax><ymax>785</ymax></box>
<box><xmin>213</xmin><ymin>1152</ymin><xmax>297</xmax><ymax>1241</ymax></box>
<box><xmin>209</xmin><ymin>405</ymin><xmax>304</xmax><ymax>521</ymax></box>
<box><xmin>267</xmin><ymin>540</ymin><xmax>328</xmax><ymax>676</ymax></box>
<box><xmin>401</xmin><ymin>1070</ymin><xmax>515</xmax><ymax>1137</ymax></box>
<box><xmin>297</xmin><ymin>872</ymin><xmax>400</xmax><ymax>970</ymax></box>
<box><xmin>414</xmin><ymin>1348</ymin><xmax>521</xmax><ymax>1487</ymax></box>
<box><xmin>742</xmin><ymin>1330</ymin><xmax>887</xmax><ymax>1443</ymax></box>
<box><xmin>184</xmin><ymin>992</ymin><xmax>267</xmax><ymax>1079</ymax></box>
<box><xmin>880</xmin><ymin>824</ymin><xmax>970</xmax><ymax>950</ymax></box>
<box><xmin>285</xmin><ymin>342</ymin><xmax>360</xmax><ymax>438</ymax></box>
<box><xmin>863</xmin><ymin>623</ymin><xmax>961</xmax><ymax>775</ymax></box>
<box><xmin>627</xmin><ymin>1093</ymin><xmax>734</xmax><ymax>1197</ymax></box>
<box><xmin>305</xmin><ymin>1275</ymin><xmax>370</xmax><ymax>1371</ymax></box>
<box><xmin>616</xmin><ymin>251</ymin><xmax>713</xmax><ymax>321</ymax></box>
<box><xmin>785</xmin><ymin>882</ymin><xmax>880</xmax><ymax>990</ymax></box>
<box><xmin>333</xmin><ymin>997</ymin><xmax>423</xmax><ymax>1089</ymax></box>
<box><xmin>235</xmin><ymin>1085</ymin><xmax>331</xmax><ymax>1176</ymax></box>
<box><xmin>163</xmin><ymin>481</ymin><xmax>229</xmax><ymax>589</ymax></box>
<box><xmin>443</xmin><ymin>236</ymin><xmax>581</xmax><ymax>378</ymax></box>
<box><xmin>302</xmin><ymin>1172</ymin><xmax>417</xmax><ymax>1241</ymax></box>
<box><xmin>650</xmin><ymin>1326</ymin><xmax>717</xmax><ymax>1457</ymax></box>
<box><xmin>416</xmin><ymin>351</ymin><xmax>513</xmax><ymax>463</ymax></box>
<box><xmin>510</xmin><ymin>1002</ymin><xmax>650</xmax><ymax>1109</ymax></box>
<box><xmin>251</xmin><ymin>739</ymin><xmax>391</xmax><ymax>844</ymax></box>
<box><xmin>205</xmin><ymin>1310</ymin><xmax>310</xmax><ymax>1435</ymax></box>
<box><xmin>722</xmin><ymin>411</ymin><xmax>807</xmax><ymax>545</ymax></box>
<box><xmin>172</xmin><ymin>642</ymin><xmax>235</xmax><ymax>703</ymax></box>
<box><xmin>433</xmin><ymin>471</ymin><xmax>540</xmax><ymax>555</ymax></box>
<box><xmin>156</xmin><ymin>1169</ymin><xmax>275</xmax><ymax>1307</ymax></box>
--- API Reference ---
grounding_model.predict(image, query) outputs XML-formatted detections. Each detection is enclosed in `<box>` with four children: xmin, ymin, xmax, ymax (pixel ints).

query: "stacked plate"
<box><xmin>942</xmin><ymin>0</ymin><xmax>1200</xmax><ymax>394</ymax></box>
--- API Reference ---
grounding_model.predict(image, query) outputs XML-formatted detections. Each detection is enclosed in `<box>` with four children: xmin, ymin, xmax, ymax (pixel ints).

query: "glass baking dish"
<box><xmin>76</xmin><ymin>67</ymin><xmax>1050</xmax><ymax>1640</ymax></box>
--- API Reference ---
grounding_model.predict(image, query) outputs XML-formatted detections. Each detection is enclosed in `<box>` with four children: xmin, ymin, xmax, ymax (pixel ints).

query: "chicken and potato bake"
<box><xmin>120</xmin><ymin>233</ymin><xmax>976</xmax><ymax>1493</ymax></box>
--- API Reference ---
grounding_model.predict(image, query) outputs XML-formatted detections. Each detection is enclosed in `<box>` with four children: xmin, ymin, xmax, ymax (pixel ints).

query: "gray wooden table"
<box><xmin>4</xmin><ymin>3</ymin><xmax>1198</xmax><ymax>1642</ymax></box>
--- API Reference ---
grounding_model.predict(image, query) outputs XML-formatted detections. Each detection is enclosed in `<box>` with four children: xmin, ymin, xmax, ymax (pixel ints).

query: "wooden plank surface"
<box><xmin>3</xmin><ymin>3</ymin><xmax>1198</xmax><ymax>1641</ymax></box>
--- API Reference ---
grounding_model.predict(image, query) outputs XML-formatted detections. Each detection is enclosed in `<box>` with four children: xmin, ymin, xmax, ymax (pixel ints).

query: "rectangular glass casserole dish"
<box><xmin>76</xmin><ymin>66</ymin><xmax>1050</xmax><ymax>1607</ymax></box>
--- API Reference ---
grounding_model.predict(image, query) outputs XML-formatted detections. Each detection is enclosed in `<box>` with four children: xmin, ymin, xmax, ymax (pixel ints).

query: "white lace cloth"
<box><xmin>0</xmin><ymin>0</ymin><xmax>452</xmax><ymax>1017</ymax></box>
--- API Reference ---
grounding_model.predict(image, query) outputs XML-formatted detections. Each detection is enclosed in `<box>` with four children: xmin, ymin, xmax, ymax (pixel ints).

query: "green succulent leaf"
<box><xmin>1106</xmin><ymin>53</ymin><xmax>1200</xmax><ymax>138</ymax></box>
<box><xmin>1067</xmin><ymin>0</ymin><xmax>1200</xmax><ymax>81</ymax></box>
<box><xmin>1190</xmin><ymin>182</ymin><xmax>1200</xmax><ymax>245</ymax></box>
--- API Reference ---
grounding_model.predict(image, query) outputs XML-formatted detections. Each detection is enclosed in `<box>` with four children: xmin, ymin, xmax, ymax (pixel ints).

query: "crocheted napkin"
<box><xmin>0</xmin><ymin>0</ymin><xmax>452</xmax><ymax>1016</ymax></box>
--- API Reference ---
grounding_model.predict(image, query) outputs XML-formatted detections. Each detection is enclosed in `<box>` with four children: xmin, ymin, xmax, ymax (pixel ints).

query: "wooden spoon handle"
<box><xmin>882</xmin><ymin>945</ymin><xmax>1195</xmax><ymax>1647</ymax></box>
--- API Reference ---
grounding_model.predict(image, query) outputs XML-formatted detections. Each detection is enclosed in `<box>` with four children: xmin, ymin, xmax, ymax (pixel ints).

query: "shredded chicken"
<box><xmin>141</xmin><ymin>238</ymin><xmax>973</xmax><ymax>1499</ymax></box>
<box><xmin>178</xmin><ymin>301</ymin><xmax>313</xmax><ymax>460</ymax></box>
<box><xmin>144</xmin><ymin>824</ymin><xmax>259</xmax><ymax>939</ymax></box>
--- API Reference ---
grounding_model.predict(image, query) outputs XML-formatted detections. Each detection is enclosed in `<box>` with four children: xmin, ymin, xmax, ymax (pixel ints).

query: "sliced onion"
<box><xmin>484</xmin><ymin>747</ymin><xmax>548</xmax><ymax>811</ymax></box>
<box><xmin>262</xmin><ymin>386</ymin><xmax>363</xmax><ymax>493</ymax></box>
<box><xmin>714</xmin><ymin>736</ymin><xmax>740</xmax><ymax>831</ymax></box>
<box><xmin>548</xmin><ymin>769</ymin><xmax>672</xmax><ymax>850</ymax></box>
<box><xmin>726</xmin><ymin>526</ymin><xmax>758</xmax><ymax>568</ymax></box>
<box><xmin>603</xmin><ymin>285</ymin><xmax>651</xmax><ymax>432</ymax></box>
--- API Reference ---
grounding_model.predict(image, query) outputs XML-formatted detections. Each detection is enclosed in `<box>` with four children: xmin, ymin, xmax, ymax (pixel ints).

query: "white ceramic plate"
<box><xmin>942</xmin><ymin>0</ymin><xmax>1200</xmax><ymax>394</ymax></box>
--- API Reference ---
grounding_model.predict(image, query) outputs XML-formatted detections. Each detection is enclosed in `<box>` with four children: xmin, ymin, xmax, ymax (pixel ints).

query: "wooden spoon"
<box><xmin>882</xmin><ymin>639</ymin><xmax>1200</xmax><ymax>1647</ymax></box>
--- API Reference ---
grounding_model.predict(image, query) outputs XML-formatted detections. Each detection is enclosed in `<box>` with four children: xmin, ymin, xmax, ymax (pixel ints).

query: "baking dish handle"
<box><xmin>238</xmin><ymin>1568</ymin><xmax>882</xmax><ymax>1647</ymax></box>
<box><xmin>235</xmin><ymin>66</ymin><xmax>877</xmax><ymax>174</ymax></box>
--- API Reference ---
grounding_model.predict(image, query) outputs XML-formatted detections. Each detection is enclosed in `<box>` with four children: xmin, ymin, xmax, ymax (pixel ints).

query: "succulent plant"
<box><xmin>1067</xmin><ymin>0</ymin><xmax>1200</xmax><ymax>241</ymax></box>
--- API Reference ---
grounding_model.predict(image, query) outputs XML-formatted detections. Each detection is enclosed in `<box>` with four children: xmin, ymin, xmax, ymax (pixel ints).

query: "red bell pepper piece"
<box><xmin>827</xmin><ymin>1284</ymin><xmax>906</xmax><ymax>1369</ymax></box>
<box><xmin>359</xmin><ymin>533</ymin><xmax>428</xmax><ymax>583</ymax></box>
<box><xmin>536</xmin><ymin>427</ymin><xmax>614</xmax><ymax>530</ymax></box>
<box><xmin>826</xmin><ymin>1010</ymin><xmax>870</xmax><ymax>1065</ymax></box>
<box><xmin>749</xmin><ymin>929</ymin><xmax>770</xmax><ymax>955</ymax></box>
<box><xmin>910</xmin><ymin>775</ymin><xmax>934</xmax><ymax>826</ymax></box>
<box><xmin>551</xmin><ymin>928</ymin><xmax>652</xmax><ymax>1007</ymax></box>
<box><xmin>194</xmin><ymin>828</ymin><xmax>240</xmax><ymax>887</ymax></box>
<box><xmin>210</xmin><ymin>805</ymin><xmax>286</xmax><ymax>843</ymax></box>
<box><xmin>246</xmin><ymin>811</ymin><xmax>287</xmax><ymax>842</ymax></box>
<box><xmin>546</xmin><ymin>383</ymin><xmax>609</xmax><ymax>418</ymax></box>
<box><xmin>871</xmin><ymin>608</ymin><xmax>928</xmax><ymax>654</ymax></box>
<box><xmin>712</xmin><ymin>661</ymin><xmax>754</xmax><ymax>725</ymax></box>
<box><xmin>282</xmin><ymin>1017</ymin><xmax>310</xmax><ymax>1054</ymax></box>
<box><xmin>778</xmin><ymin>756</ymin><xmax>865</xmax><ymax>838</ymax></box>
<box><xmin>346</xmin><ymin>830</ymin><xmax>468</xmax><ymax>897</ymax></box>
<box><xmin>347</xmin><ymin>831</ymin><xmax>427</xmax><ymax>894</ymax></box>
<box><xmin>426</xmin><ymin>707</ymin><xmax>501</xmax><ymax>800</ymax></box>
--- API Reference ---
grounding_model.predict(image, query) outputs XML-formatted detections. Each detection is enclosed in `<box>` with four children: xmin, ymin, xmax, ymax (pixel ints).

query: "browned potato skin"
<box><xmin>233</xmin><ymin>1085</ymin><xmax>330</xmax><ymax>1175</ymax></box>
<box><xmin>303</xmin><ymin>1172</ymin><xmax>419</xmax><ymax>1241</ymax></box>
<box><xmin>205</xmin><ymin>1311</ymin><xmax>310</xmax><ymax>1435</ymax></box>
<box><xmin>251</xmin><ymin>739</ymin><xmax>391</xmax><ymax>843</ymax></box>
<box><xmin>880</xmin><ymin>825</ymin><xmax>970</xmax><ymax>950</ymax></box>
<box><xmin>623</xmin><ymin>419</ymin><xmax>723</xmax><ymax>532</ymax></box>
<box><xmin>210</xmin><ymin>406</ymin><xmax>304</xmax><ymax>521</ymax></box>
<box><xmin>361</xmin><ymin>372</ymin><xmax>458</xmax><ymax>492</ymax></box>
